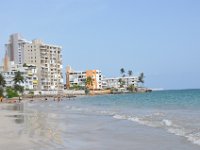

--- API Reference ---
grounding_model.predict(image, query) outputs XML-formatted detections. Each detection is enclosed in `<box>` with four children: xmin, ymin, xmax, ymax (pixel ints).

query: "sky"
<box><xmin>0</xmin><ymin>0</ymin><xmax>200</xmax><ymax>90</ymax></box>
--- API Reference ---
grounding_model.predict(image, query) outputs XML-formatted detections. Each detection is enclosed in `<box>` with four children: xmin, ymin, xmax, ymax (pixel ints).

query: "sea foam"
<box><xmin>64</xmin><ymin>104</ymin><xmax>200</xmax><ymax>147</ymax></box>
<box><xmin>162</xmin><ymin>119</ymin><xmax>172</xmax><ymax>127</ymax></box>
<box><xmin>112</xmin><ymin>113</ymin><xmax>200</xmax><ymax>146</ymax></box>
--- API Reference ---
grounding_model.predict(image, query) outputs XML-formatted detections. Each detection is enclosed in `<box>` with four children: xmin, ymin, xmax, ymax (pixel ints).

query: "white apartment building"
<box><xmin>102</xmin><ymin>76</ymin><xmax>139</xmax><ymax>89</ymax></box>
<box><xmin>1</xmin><ymin>62</ymin><xmax>38</xmax><ymax>90</ymax></box>
<box><xmin>5</xmin><ymin>33</ymin><xmax>30</xmax><ymax>65</ymax></box>
<box><xmin>68</xmin><ymin>71</ymin><xmax>87</xmax><ymax>88</ymax></box>
<box><xmin>2</xmin><ymin>34</ymin><xmax>64</xmax><ymax>94</ymax></box>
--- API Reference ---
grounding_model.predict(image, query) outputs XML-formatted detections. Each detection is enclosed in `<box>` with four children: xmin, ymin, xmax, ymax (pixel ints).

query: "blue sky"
<box><xmin>0</xmin><ymin>0</ymin><xmax>200</xmax><ymax>89</ymax></box>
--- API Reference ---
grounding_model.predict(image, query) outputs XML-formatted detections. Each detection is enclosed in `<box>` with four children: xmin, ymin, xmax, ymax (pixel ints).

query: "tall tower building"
<box><xmin>5</xmin><ymin>33</ymin><xmax>29</xmax><ymax>64</ymax></box>
<box><xmin>3</xmin><ymin>52</ymin><xmax>10</xmax><ymax>72</ymax></box>
<box><xmin>66</xmin><ymin>65</ymin><xmax>72</xmax><ymax>89</ymax></box>
<box><xmin>24</xmin><ymin>39</ymin><xmax>63</xmax><ymax>92</ymax></box>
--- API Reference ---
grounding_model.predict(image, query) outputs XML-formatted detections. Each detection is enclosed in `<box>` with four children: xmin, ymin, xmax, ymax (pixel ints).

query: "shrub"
<box><xmin>0</xmin><ymin>87</ymin><xmax>4</xmax><ymax>97</ymax></box>
<box><xmin>6</xmin><ymin>87</ymin><xmax>18</xmax><ymax>98</ymax></box>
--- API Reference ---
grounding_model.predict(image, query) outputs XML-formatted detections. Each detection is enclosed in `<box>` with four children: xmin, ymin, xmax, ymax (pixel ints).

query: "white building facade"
<box><xmin>1</xmin><ymin>62</ymin><xmax>38</xmax><ymax>90</ymax></box>
<box><xmin>23</xmin><ymin>39</ymin><xmax>64</xmax><ymax>92</ymax></box>
<box><xmin>102</xmin><ymin>76</ymin><xmax>139</xmax><ymax>89</ymax></box>
<box><xmin>3</xmin><ymin>34</ymin><xmax>64</xmax><ymax>93</ymax></box>
<box><xmin>66</xmin><ymin>66</ymin><xmax>102</xmax><ymax>90</ymax></box>
<box><xmin>5</xmin><ymin>33</ymin><xmax>30</xmax><ymax>65</ymax></box>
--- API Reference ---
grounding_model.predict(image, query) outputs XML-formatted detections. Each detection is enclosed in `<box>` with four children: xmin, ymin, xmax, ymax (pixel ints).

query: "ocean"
<box><xmin>0</xmin><ymin>89</ymin><xmax>200</xmax><ymax>150</ymax></box>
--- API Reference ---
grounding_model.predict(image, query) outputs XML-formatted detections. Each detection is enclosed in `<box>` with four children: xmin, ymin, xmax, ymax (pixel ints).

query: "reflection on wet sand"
<box><xmin>4</xmin><ymin>103</ymin><xmax>25</xmax><ymax>124</ymax></box>
<box><xmin>6</xmin><ymin>114</ymin><xmax>25</xmax><ymax>124</ymax></box>
<box><xmin>4</xmin><ymin>103</ymin><xmax>63</xmax><ymax>145</ymax></box>
<box><xmin>4</xmin><ymin>103</ymin><xmax>24</xmax><ymax>112</ymax></box>
<box><xmin>24</xmin><ymin>111</ymin><xmax>62</xmax><ymax>144</ymax></box>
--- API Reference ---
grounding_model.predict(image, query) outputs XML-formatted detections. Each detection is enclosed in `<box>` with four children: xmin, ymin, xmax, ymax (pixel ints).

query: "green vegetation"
<box><xmin>0</xmin><ymin>73</ymin><xmax>6</xmax><ymax>87</ymax></box>
<box><xmin>14</xmin><ymin>84</ymin><xmax>24</xmax><ymax>94</ymax></box>
<box><xmin>70</xmin><ymin>84</ymin><xmax>85</xmax><ymax>90</ymax></box>
<box><xmin>118</xmin><ymin>68</ymin><xmax>146</xmax><ymax>93</ymax></box>
<box><xmin>23</xmin><ymin>63</ymin><xmax>28</xmax><ymax>67</ymax></box>
<box><xmin>84</xmin><ymin>88</ymin><xmax>90</xmax><ymax>95</ymax></box>
<box><xmin>127</xmin><ymin>84</ymin><xmax>136</xmax><ymax>92</ymax></box>
<box><xmin>128</xmin><ymin>70</ymin><xmax>133</xmax><ymax>76</ymax></box>
<box><xmin>13</xmin><ymin>71</ymin><xmax>24</xmax><ymax>84</ymax></box>
<box><xmin>13</xmin><ymin>71</ymin><xmax>24</xmax><ymax>100</ymax></box>
<box><xmin>0</xmin><ymin>88</ymin><xmax>4</xmax><ymax>97</ymax></box>
<box><xmin>0</xmin><ymin>73</ymin><xmax>6</xmax><ymax>97</ymax></box>
<box><xmin>84</xmin><ymin>76</ymin><xmax>93</xmax><ymax>94</ymax></box>
<box><xmin>120</xmin><ymin>68</ymin><xmax>125</xmax><ymax>77</ymax></box>
<box><xmin>28</xmin><ymin>90</ymin><xmax>34</xmax><ymax>95</ymax></box>
<box><xmin>6</xmin><ymin>87</ymin><xmax>18</xmax><ymax>98</ymax></box>
<box><xmin>110</xmin><ymin>87</ymin><xmax>118</xmax><ymax>94</ymax></box>
<box><xmin>138</xmin><ymin>72</ymin><xmax>145</xmax><ymax>86</ymax></box>
<box><xmin>85</xmin><ymin>76</ymin><xmax>93</xmax><ymax>88</ymax></box>
<box><xmin>119</xmin><ymin>78</ymin><xmax>125</xmax><ymax>88</ymax></box>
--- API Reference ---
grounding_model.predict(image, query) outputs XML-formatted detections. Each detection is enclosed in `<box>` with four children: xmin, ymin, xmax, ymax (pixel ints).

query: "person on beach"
<box><xmin>19</xmin><ymin>96</ymin><xmax>22</xmax><ymax>102</ymax></box>
<box><xmin>0</xmin><ymin>97</ymin><xmax>3</xmax><ymax>102</ymax></box>
<box><xmin>57</xmin><ymin>97</ymin><xmax>60</xmax><ymax>102</ymax></box>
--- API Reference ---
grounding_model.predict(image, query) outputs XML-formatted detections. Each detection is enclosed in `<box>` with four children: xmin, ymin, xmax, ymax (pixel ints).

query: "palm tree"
<box><xmin>138</xmin><ymin>72</ymin><xmax>144</xmax><ymax>87</ymax></box>
<box><xmin>0</xmin><ymin>73</ymin><xmax>6</xmax><ymax>87</ymax></box>
<box><xmin>0</xmin><ymin>73</ymin><xmax>6</xmax><ymax>97</ymax></box>
<box><xmin>85</xmin><ymin>76</ymin><xmax>93</xmax><ymax>89</ymax></box>
<box><xmin>127</xmin><ymin>84</ymin><xmax>136</xmax><ymax>92</ymax></box>
<box><xmin>13</xmin><ymin>71</ymin><xmax>24</xmax><ymax>84</ymax></box>
<box><xmin>128</xmin><ymin>70</ymin><xmax>133</xmax><ymax>76</ymax></box>
<box><xmin>120</xmin><ymin>68</ymin><xmax>125</xmax><ymax>77</ymax></box>
<box><xmin>13</xmin><ymin>71</ymin><xmax>24</xmax><ymax>101</ymax></box>
<box><xmin>126</xmin><ymin>70</ymin><xmax>133</xmax><ymax>88</ymax></box>
<box><xmin>14</xmin><ymin>84</ymin><xmax>24</xmax><ymax>94</ymax></box>
<box><xmin>118</xmin><ymin>78</ymin><xmax>125</xmax><ymax>88</ymax></box>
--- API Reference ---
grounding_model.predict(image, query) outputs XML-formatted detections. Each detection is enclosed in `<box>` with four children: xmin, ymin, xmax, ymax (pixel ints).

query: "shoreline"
<box><xmin>0</xmin><ymin>96</ymin><xmax>200</xmax><ymax>150</ymax></box>
<box><xmin>0</xmin><ymin>88</ymin><xmax>152</xmax><ymax>104</ymax></box>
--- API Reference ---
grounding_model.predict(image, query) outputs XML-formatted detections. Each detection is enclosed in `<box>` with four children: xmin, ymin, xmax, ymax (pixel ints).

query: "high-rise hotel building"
<box><xmin>23</xmin><ymin>39</ymin><xmax>64</xmax><ymax>91</ymax></box>
<box><xmin>4</xmin><ymin>33</ymin><xmax>64</xmax><ymax>92</ymax></box>
<box><xmin>5</xmin><ymin>33</ymin><xmax>30</xmax><ymax>64</ymax></box>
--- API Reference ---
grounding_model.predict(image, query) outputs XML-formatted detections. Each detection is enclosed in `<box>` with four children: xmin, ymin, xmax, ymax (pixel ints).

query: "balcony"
<box><xmin>33</xmin><ymin>80</ymin><xmax>38</xmax><ymax>85</ymax></box>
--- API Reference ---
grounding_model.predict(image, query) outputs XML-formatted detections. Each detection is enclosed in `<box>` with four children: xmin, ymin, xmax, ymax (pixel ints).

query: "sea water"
<box><xmin>64</xmin><ymin>89</ymin><xmax>200</xmax><ymax>146</ymax></box>
<box><xmin>1</xmin><ymin>89</ymin><xmax>200</xmax><ymax>150</ymax></box>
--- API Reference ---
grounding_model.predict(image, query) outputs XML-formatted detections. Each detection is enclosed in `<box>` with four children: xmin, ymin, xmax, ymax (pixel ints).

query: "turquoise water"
<box><xmin>1</xmin><ymin>89</ymin><xmax>200</xmax><ymax>150</ymax></box>
<box><xmin>66</xmin><ymin>89</ymin><xmax>200</xmax><ymax>110</ymax></box>
<box><xmin>60</xmin><ymin>89</ymin><xmax>200</xmax><ymax>146</ymax></box>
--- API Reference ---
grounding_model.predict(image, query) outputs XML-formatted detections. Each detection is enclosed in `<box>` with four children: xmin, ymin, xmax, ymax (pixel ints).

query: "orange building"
<box><xmin>86</xmin><ymin>70</ymin><xmax>97</xmax><ymax>90</ymax></box>
<box><xmin>66</xmin><ymin>66</ymin><xmax>102</xmax><ymax>90</ymax></box>
<box><xmin>66</xmin><ymin>66</ymin><xmax>71</xmax><ymax>89</ymax></box>
<box><xmin>85</xmin><ymin>70</ymin><xmax>102</xmax><ymax>90</ymax></box>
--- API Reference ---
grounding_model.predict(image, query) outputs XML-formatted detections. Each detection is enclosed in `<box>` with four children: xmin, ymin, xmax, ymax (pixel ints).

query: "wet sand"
<box><xmin>0</xmin><ymin>101</ymin><xmax>200</xmax><ymax>150</ymax></box>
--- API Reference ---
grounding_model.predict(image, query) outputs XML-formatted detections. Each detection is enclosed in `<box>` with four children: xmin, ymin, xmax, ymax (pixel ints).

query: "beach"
<box><xmin>0</xmin><ymin>89</ymin><xmax>200</xmax><ymax>150</ymax></box>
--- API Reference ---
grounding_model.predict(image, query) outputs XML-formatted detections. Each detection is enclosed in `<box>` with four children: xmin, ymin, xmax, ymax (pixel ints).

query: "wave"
<box><xmin>112</xmin><ymin>114</ymin><xmax>200</xmax><ymax>146</ymax></box>
<box><xmin>64</xmin><ymin>105</ymin><xmax>200</xmax><ymax>146</ymax></box>
<box><xmin>162</xmin><ymin>119</ymin><xmax>172</xmax><ymax>127</ymax></box>
<box><xmin>167</xmin><ymin>128</ymin><xmax>200</xmax><ymax>146</ymax></box>
<box><xmin>113</xmin><ymin>114</ymin><xmax>164</xmax><ymax>127</ymax></box>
